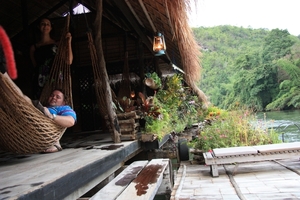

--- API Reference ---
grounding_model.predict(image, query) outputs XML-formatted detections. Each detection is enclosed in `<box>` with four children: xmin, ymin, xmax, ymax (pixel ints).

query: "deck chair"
<box><xmin>0</xmin><ymin>15</ymin><xmax>72</xmax><ymax>154</ymax></box>
<box><xmin>203</xmin><ymin>142</ymin><xmax>300</xmax><ymax>177</ymax></box>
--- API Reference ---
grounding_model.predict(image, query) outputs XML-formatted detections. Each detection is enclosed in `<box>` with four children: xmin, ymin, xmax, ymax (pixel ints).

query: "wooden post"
<box><xmin>138</xmin><ymin>38</ymin><xmax>146</xmax><ymax>94</ymax></box>
<box><xmin>94</xmin><ymin>0</ymin><xmax>121</xmax><ymax>143</ymax></box>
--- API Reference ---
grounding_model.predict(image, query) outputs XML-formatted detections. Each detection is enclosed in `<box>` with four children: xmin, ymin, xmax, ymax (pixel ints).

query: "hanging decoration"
<box><xmin>153</xmin><ymin>32</ymin><xmax>166</xmax><ymax>56</ymax></box>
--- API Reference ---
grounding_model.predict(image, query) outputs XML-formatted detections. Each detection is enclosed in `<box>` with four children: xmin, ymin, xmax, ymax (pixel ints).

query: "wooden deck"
<box><xmin>171</xmin><ymin>158</ymin><xmax>300</xmax><ymax>200</ymax></box>
<box><xmin>0</xmin><ymin>132</ymin><xmax>142</xmax><ymax>200</ymax></box>
<box><xmin>90</xmin><ymin>158</ymin><xmax>172</xmax><ymax>200</ymax></box>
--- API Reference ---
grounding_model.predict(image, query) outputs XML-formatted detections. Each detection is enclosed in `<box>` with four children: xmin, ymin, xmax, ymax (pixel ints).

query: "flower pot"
<box><xmin>144</xmin><ymin>78</ymin><xmax>159</xmax><ymax>89</ymax></box>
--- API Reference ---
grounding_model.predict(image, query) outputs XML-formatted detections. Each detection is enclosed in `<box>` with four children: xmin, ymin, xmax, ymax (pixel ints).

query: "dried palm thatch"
<box><xmin>166</xmin><ymin>0</ymin><xmax>209</xmax><ymax>106</ymax></box>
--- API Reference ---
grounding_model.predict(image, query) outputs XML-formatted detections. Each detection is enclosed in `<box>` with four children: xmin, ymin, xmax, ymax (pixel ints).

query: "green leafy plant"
<box><xmin>189</xmin><ymin>108</ymin><xmax>281</xmax><ymax>151</ymax></box>
<box><xmin>137</xmin><ymin>92</ymin><xmax>171</xmax><ymax>140</ymax></box>
<box><xmin>156</xmin><ymin>74</ymin><xmax>203</xmax><ymax>132</ymax></box>
<box><xmin>138</xmin><ymin>92</ymin><xmax>161</xmax><ymax>118</ymax></box>
<box><xmin>138</xmin><ymin>74</ymin><xmax>205</xmax><ymax>140</ymax></box>
<box><xmin>117</xmin><ymin>96</ymin><xmax>136</xmax><ymax>113</ymax></box>
<box><xmin>144</xmin><ymin>106</ymin><xmax>171</xmax><ymax>140</ymax></box>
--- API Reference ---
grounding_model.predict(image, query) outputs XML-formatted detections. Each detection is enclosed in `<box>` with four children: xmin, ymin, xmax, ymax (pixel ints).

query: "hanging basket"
<box><xmin>144</xmin><ymin>78</ymin><xmax>159</xmax><ymax>89</ymax></box>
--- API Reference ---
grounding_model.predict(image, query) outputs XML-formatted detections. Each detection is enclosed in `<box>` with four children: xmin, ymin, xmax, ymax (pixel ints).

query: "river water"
<box><xmin>255</xmin><ymin>110</ymin><xmax>300</xmax><ymax>142</ymax></box>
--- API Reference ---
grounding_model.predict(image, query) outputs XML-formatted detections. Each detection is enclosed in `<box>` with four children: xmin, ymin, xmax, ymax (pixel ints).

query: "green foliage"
<box><xmin>262</xmin><ymin>29</ymin><xmax>295</xmax><ymax>61</ymax></box>
<box><xmin>141</xmin><ymin>74</ymin><xmax>204</xmax><ymax>140</ymax></box>
<box><xmin>189</xmin><ymin>108</ymin><xmax>281</xmax><ymax>151</ymax></box>
<box><xmin>144</xmin><ymin>106</ymin><xmax>171</xmax><ymax>141</ymax></box>
<box><xmin>193</xmin><ymin>25</ymin><xmax>300</xmax><ymax>111</ymax></box>
<box><xmin>156</xmin><ymin>74</ymin><xmax>203</xmax><ymax>132</ymax></box>
<box><xmin>116</xmin><ymin>96</ymin><xmax>136</xmax><ymax>113</ymax></box>
<box><xmin>265</xmin><ymin>58</ymin><xmax>300</xmax><ymax>110</ymax></box>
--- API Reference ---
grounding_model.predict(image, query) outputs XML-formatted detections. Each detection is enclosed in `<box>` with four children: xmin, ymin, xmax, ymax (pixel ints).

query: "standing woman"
<box><xmin>30</xmin><ymin>18</ymin><xmax>73</xmax><ymax>99</ymax></box>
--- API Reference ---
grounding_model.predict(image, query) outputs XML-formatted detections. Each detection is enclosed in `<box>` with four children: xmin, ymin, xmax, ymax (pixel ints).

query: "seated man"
<box><xmin>1</xmin><ymin>37</ymin><xmax>76</xmax><ymax>153</ymax></box>
<box><xmin>1</xmin><ymin>71</ymin><xmax>77</xmax><ymax>153</ymax></box>
<box><xmin>41</xmin><ymin>89</ymin><xmax>77</xmax><ymax>153</ymax></box>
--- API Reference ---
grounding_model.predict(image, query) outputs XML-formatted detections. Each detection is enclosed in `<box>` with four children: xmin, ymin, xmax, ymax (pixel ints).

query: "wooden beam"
<box><xmin>138</xmin><ymin>38</ymin><xmax>146</xmax><ymax>93</ymax></box>
<box><xmin>20</xmin><ymin>0</ymin><xmax>29</xmax><ymax>42</ymax></box>
<box><xmin>110</xmin><ymin>0</ymin><xmax>153</xmax><ymax>52</ymax></box>
<box><xmin>36</xmin><ymin>0</ymin><xmax>70</xmax><ymax>24</ymax></box>
<box><xmin>94</xmin><ymin>0</ymin><xmax>121</xmax><ymax>143</ymax></box>
<box><xmin>138</xmin><ymin>0</ymin><xmax>156</xmax><ymax>32</ymax></box>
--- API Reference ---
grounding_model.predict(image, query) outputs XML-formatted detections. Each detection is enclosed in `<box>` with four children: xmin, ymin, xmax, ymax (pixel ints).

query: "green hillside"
<box><xmin>193</xmin><ymin>25</ymin><xmax>300</xmax><ymax>111</ymax></box>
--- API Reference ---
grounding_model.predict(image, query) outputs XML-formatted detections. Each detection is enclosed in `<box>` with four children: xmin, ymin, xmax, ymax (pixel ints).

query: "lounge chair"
<box><xmin>203</xmin><ymin>142</ymin><xmax>300</xmax><ymax>177</ymax></box>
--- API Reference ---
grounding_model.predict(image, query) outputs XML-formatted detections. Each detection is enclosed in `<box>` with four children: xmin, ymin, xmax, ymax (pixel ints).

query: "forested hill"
<box><xmin>193</xmin><ymin>25</ymin><xmax>300</xmax><ymax>111</ymax></box>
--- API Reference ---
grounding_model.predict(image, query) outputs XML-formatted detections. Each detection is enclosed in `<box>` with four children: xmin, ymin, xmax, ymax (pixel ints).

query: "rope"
<box><xmin>87</xmin><ymin>31</ymin><xmax>108</xmax><ymax>115</ymax></box>
<box><xmin>39</xmin><ymin>15</ymin><xmax>73</xmax><ymax>107</ymax></box>
<box><xmin>81</xmin><ymin>0</ymin><xmax>91</xmax><ymax>32</ymax></box>
<box><xmin>83</xmin><ymin>6</ymin><xmax>118</xmax><ymax>116</ymax></box>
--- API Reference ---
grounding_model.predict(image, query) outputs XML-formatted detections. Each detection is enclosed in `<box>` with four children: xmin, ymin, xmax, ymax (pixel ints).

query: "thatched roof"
<box><xmin>0</xmin><ymin>0</ymin><xmax>208</xmax><ymax>105</ymax></box>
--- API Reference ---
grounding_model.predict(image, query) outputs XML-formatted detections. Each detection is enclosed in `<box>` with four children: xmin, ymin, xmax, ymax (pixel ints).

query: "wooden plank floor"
<box><xmin>90</xmin><ymin>160</ymin><xmax>149</xmax><ymax>200</ymax></box>
<box><xmin>0</xmin><ymin>132</ymin><xmax>142</xmax><ymax>200</ymax></box>
<box><xmin>116</xmin><ymin>158</ymin><xmax>170</xmax><ymax>200</ymax></box>
<box><xmin>171</xmin><ymin>158</ymin><xmax>300</xmax><ymax>200</ymax></box>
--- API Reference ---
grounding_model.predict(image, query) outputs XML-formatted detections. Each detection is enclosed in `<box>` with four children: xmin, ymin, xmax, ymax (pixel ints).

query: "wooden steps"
<box><xmin>90</xmin><ymin>159</ymin><xmax>172</xmax><ymax>200</ymax></box>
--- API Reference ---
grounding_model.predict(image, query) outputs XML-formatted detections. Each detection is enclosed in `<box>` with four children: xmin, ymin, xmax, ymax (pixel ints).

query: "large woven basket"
<box><xmin>0</xmin><ymin>73</ymin><xmax>66</xmax><ymax>154</ymax></box>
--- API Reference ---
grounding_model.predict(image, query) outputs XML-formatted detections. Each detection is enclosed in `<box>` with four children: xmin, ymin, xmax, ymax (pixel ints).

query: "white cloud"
<box><xmin>189</xmin><ymin>0</ymin><xmax>300</xmax><ymax>36</ymax></box>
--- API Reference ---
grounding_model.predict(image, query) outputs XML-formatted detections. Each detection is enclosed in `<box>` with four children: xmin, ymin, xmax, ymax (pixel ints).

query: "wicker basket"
<box><xmin>0</xmin><ymin>73</ymin><xmax>66</xmax><ymax>154</ymax></box>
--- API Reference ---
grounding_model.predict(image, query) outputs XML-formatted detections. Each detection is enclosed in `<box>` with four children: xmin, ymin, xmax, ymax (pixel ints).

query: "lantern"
<box><xmin>153</xmin><ymin>32</ymin><xmax>166</xmax><ymax>56</ymax></box>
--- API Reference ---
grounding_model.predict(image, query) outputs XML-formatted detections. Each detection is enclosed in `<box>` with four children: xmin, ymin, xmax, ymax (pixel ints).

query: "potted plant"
<box><xmin>137</xmin><ymin>92</ymin><xmax>171</xmax><ymax>141</ymax></box>
<box><xmin>138</xmin><ymin>74</ymin><xmax>205</xmax><ymax>143</ymax></box>
<box><xmin>144</xmin><ymin>72</ymin><xmax>162</xmax><ymax>89</ymax></box>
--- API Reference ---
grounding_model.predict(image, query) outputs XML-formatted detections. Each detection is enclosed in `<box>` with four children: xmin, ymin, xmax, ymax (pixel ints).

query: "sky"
<box><xmin>188</xmin><ymin>0</ymin><xmax>300</xmax><ymax>36</ymax></box>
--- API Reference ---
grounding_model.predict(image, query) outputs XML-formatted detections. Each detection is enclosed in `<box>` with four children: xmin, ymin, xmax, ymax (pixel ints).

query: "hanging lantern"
<box><xmin>153</xmin><ymin>32</ymin><xmax>166</xmax><ymax>56</ymax></box>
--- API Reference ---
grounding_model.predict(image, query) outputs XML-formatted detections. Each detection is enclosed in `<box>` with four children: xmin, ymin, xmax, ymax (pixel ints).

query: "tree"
<box><xmin>194</xmin><ymin>26</ymin><xmax>300</xmax><ymax>111</ymax></box>
<box><xmin>266</xmin><ymin>59</ymin><xmax>300</xmax><ymax>110</ymax></box>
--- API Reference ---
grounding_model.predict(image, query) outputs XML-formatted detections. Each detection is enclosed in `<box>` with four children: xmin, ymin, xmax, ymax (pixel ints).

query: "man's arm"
<box><xmin>43</xmin><ymin>107</ymin><xmax>75</xmax><ymax>128</ymax></box>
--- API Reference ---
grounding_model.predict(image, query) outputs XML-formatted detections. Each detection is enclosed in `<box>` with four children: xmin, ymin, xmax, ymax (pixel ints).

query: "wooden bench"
<box><xmin>203</xmin><ymin>142</ymin><xmax>300</xmax><ymax>177</ymax></box>
<box><xmin>90</xmin><ymin>158</ymin><xmax>172</xmax><ymax>200</ymax></box>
